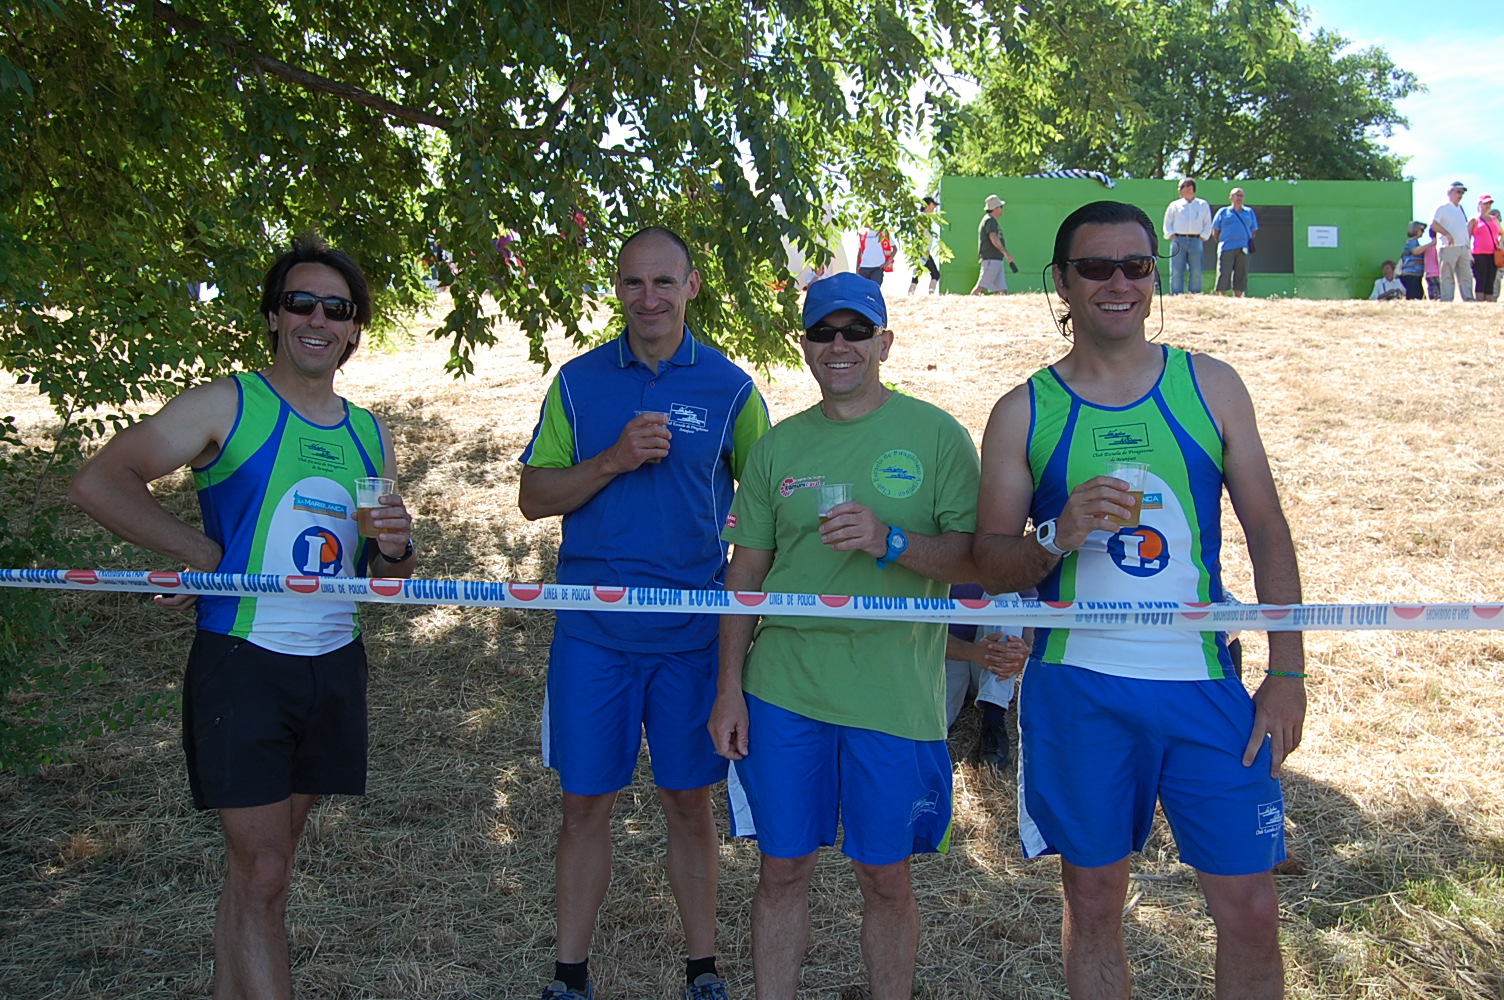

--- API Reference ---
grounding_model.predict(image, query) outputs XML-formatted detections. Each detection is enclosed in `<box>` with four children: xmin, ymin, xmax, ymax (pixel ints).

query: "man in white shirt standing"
<box><xmin>1162</xmin><ymin>178</ymin><xmax>1212</xmax><ymax>295</ymax></box>
<box><xmin>856</xmin><ymin>226</ymin><xmax>894</xmax><ymax>287</ymax></box>
<box><xmin>1431</xmin><ymin>180</ymin><xmax>1475</xmax><ymax>303</ymax></box>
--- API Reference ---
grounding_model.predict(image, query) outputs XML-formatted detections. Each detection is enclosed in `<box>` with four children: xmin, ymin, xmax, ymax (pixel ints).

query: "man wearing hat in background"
<box><xmin>971</xmin><ymin>194</ymin><xmax>1018</xmax><ymax>294</ymax></box>
<box><xmin>1431</xmin><ymin>180</ymin><xmax>1475</xmax><ymax>302</ymax></box>
<box><xmin>710</xmin><ymin>272</ymin><xmax>981</xmax><ymax>1000</ymax></box>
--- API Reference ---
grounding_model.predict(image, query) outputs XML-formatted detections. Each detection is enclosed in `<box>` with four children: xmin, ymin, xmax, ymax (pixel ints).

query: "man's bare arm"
<box><xmin>69</xmin><ymin>379</ymin><xmax>238</xmax><ymax>571</ymax></box>
<box><xmin>974</xmin><ymin>385</ymin><xmax>1057</xmax><ymax>593</ymax></box>
<box><xmin>517</xmin><ymin>413</ymin><xmax>670</xmax><ymax>520</ymax></box>
<box><xmin>1196</xmin><ymin>355</ymin><xmax>1306</xmax><ymax>777</ymax></box>
<box><xmin>366</xmin><ymin>418</ymin><xmax>416</xmax><ymax>579</ymax></box>
<box><xmin>709</xmin><ymin>545</ymin><xmax>775</xmax><ymax>760</ymax></box>
<box><xmin>818</xmin><ymin>502</ymin><xmax>978</xmax><ymax>583</ymax></box>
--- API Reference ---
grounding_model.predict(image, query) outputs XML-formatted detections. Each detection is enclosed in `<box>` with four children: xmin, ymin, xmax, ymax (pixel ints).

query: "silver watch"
<box><xmin>1034</xmin><ymin>518</ymin><xmax>1067</xmax><ymax>557</ymax></box>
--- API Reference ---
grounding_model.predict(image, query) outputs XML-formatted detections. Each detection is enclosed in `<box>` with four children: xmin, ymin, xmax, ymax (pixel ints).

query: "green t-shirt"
<box><xmin>723</xmin><ymin>392</ymin><xmax>980</xmax><ymax>740</ymax></box>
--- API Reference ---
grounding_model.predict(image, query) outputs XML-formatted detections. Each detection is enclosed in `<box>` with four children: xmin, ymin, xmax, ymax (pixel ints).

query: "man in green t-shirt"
<box><xmin>710</xmin><ymin>272</ymin><xmax>980</xmax><ymax>1000</ymax></box>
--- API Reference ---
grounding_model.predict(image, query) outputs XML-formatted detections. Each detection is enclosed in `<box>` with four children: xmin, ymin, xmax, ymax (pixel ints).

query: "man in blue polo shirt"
<box><xmin>519</xmin><ymin>226</ymin><xmax>770</xmax><ymax>1000</ymax></box>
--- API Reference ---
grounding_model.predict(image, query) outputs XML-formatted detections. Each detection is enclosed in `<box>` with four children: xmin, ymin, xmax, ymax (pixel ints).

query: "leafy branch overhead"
<box><xmin>2</xmin><ymin>0</ymin><xmax>1002</xmax><ymax>420</ymax></box>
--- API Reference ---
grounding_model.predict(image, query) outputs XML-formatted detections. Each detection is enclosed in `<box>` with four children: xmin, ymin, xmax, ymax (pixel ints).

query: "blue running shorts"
<box><xmin>542</xmin><ymin>631</ymin><xmax>727</xmax><ymax>796</ymax></box>
<box><xmin>1017</xmin><ymin>660</ymin><xmax>1286</xmax><ymax>876</ymax></box>
<box><xmin>729</xmin><ymin>693</ymin><xmax>953</xmax><ymax>865</ymax></box>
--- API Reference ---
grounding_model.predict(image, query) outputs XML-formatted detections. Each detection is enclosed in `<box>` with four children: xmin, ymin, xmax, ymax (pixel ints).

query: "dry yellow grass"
<box><xmin>1</xmin><ymin>291</ymin><xmax>1502</xmax><ymax>999</ymax></box>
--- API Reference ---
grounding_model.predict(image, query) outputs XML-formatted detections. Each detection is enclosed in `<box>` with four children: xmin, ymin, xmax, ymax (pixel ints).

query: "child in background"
<box><xmin>946</xmin><ymin>584</ymin><xmax>1031</xmax><ymax>770</ymax></box>
<box><xmin>1398</xmin><ymin>221</ymin><xmax>1426</xmax><ymax>300</ymax></box>
<box><xmin>1423</xmin><ymin>226</ymin><xmax>1442</xmax><ymax>299</ymax></box>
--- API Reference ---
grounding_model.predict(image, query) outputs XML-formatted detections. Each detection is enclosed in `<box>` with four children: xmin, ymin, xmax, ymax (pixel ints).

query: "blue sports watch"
<box><xmin>876</xmin><ymin>524</ymin><xmax>908</xmax><ymax>569</ymax></box>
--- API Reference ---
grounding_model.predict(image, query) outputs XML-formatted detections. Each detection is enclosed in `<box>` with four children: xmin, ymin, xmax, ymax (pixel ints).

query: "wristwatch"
<box><xmin>875</xmin><ymin>525</ymin><xmax>909</xmax><ymax>569</ymax></box>
<box><xmin>377</xmin><ymin>539</ymin><xmax>414</xmax><ymax>564</ymax></box>
<box><xmin>1034</xmin><ymin>518</ymin><xmax>1068</xmax><ymax>557</ymax></box>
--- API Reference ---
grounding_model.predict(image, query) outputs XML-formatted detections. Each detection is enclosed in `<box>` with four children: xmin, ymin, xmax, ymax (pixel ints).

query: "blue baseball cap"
<box><xmin>802</xmin><ymin>272</ymin><xmax>887</xmax><ymax>328</ymax></box>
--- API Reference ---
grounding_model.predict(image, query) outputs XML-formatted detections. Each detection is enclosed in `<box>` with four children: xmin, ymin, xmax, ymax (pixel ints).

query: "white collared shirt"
<box><xmin>1163</xmin><ymin>197</ymin><xmax>1213</xmax><ymax>240</ymax></box>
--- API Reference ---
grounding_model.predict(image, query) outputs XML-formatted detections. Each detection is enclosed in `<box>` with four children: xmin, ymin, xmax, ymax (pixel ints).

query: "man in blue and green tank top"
<box><xmin>71</xmin><ymin>234</ymin><xmax>415</xmax><ymax>999</ymax></box>
<box><xmin>974</xmin><ymin>202</ymin><xmax>1306</xmax><ymax>999</ymax></box>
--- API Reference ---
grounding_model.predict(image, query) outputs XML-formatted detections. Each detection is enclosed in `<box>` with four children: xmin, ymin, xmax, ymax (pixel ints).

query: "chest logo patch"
<box><xmin>1092</xmin><ymin>423</ymin><xmax>1150</xmax><ymax>455</ymax></box>
<box><xmin>780</xmin><ymin>475</ymin><xmax>824</xmax><ymax>498</ymax></box>
<box><xmin>667</xmin><ymin>402</ymin><xmax>709</xmax><ymax>434</ymax></box>
<box><xmin>293</xmin><ymin>526</ymin><xmax>345</xmax><ymax>576</ymax></box>
<box><xmin>872</xmin><ymin>450</ymin><xmax>922</xmax><ymax>499</ymax></box>
<box><xmin>299</xmin><ymin>438</ymin><xmax>348</xmax><ymax>470</ymax></box>
<box><xmin>1108</xmin><ymin>525</ymin><xmax>1170</xmax><ymax>577</ymax></box>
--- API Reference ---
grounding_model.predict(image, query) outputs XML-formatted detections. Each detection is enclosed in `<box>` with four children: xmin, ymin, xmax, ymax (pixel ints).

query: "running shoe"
<box><xmin>682</xmin><ymin>972</ymin><xmax>730</xmax><ymax>1000</ymax></box>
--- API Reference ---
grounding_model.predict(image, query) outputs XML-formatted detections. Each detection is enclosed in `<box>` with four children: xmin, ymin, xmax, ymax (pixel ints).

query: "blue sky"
<box><xmin>1302</xmin><ymin>0</ymin><xmax>1501</xmax><ymax>220</ymax></box>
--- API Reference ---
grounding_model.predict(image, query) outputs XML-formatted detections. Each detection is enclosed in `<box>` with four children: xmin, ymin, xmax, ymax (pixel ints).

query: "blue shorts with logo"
<box><xmin>1017</xmin><ymin>660</ymin><xmax>1285</xmax><ymax>876</ymax></box>
<box><xmin>543</xmin><ymin>631</ymin><xmax>727</xmax><ymax>796</ymax></box>
<box><xmin>728</xmin><ymin>693</ymin><xmax>953</xmax><ymax>865</ymax></box>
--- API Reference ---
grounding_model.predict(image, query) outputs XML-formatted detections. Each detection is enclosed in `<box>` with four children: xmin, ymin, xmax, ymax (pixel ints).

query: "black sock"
<box><xmin>555</xmin><ymin>960</ymin><xmax>589</xmax><ymax>992</ymax></box>
<box><xmin>685</xmin><ymin>956</ymin><xmax>718</xmax><ymax>985</ymax></box>
<box><xmin>981</xmin><ymin>701</ymin><xmax>1008</xmax><ymax>727</ymax></box>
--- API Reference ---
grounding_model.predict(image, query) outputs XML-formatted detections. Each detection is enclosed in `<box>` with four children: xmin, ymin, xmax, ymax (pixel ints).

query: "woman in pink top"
<box><xmin>1422</xmin><ymin>230</ymin><xmax>1442</xmax><ymax>300</ymax></box>
<box><xmin>1469</xmin><ymin>194</ymin><xmax>1499</xmax><ymax>302</ymax></box>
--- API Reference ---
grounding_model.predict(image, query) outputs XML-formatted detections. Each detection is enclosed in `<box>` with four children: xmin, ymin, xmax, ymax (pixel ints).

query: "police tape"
<box><xmin>2</xmin><ymin>568</ymin><xmax>1501</xmax><ymax>631</ymax></box>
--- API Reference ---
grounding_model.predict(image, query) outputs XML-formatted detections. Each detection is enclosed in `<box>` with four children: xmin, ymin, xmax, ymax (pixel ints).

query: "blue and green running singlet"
<box><xmin>192</xmin><ymin>373</ymin><xmax>385</xmax><ymax>654</ymax></box>
<box><xmin>1027</xmin><ymin>346</ymin><xmax>1234</xmax><ymax>680</ymax></box>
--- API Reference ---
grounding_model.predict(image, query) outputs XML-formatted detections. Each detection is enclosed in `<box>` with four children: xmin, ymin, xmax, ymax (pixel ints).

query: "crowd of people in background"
<box><xmin>1411</xmin><ymin>181</ymin><xmax>1500</xmax><ymax>303</ymax></box>
<box><xmin>865</xmin><ymin>178</ymin><xmax>1504</xmax><ymax>305</ymax></box>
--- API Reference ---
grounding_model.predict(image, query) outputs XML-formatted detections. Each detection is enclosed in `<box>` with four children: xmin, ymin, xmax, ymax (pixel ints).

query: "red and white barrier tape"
<box><xmin>2</xmin><ymin>569</ymin><xmax>1501</xmax><ymax>631</ymax></box>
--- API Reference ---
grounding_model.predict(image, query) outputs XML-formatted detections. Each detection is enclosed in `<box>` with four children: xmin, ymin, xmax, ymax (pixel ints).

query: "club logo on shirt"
<box><xmin>1108</xmin><ymin>525</ymin><xmax>1170</xmax><ymax>577</ymax></box>
<box><xmin>668</xmin><ymin>402</ymin><xmax>709</xmax><ymax>434</ymax></box>
<box><xmin>293</xmin><ymin>526</ymin><xmax>344</xmax><ymax>576</ymax></box>
<box><xmin>779</xmin><ymin>475</ymin><xmax>824</xmax><ymax>498</ymax></box>
<box><xmin>299</xmin><ymin>438</ymin><xmax>348</xmax><ymax>471</ymax></box>
<box><xmin>873</xmin><ymin>449</ymin><xmax>922</xmax><ymax>499</ymax></box>
<box><xmin>723</xmin><ymin>513</ymin><xmax>738</xmax><ymax>529</ymax></box>
<box><xmin>1092</xmin><ymin>424</ymin><xmax>1150</xmax><ymax>453</ymax></box>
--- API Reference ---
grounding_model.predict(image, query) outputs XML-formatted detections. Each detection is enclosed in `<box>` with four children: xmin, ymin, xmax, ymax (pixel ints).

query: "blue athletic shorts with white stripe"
<box><xmin>728</xmin><ymin>693</ymin><xmax>953</xmax><ymax>865</ymax></box>
<box><xmin>1017</xmin><ymin>660</ymin><xmax>1286</xmax><ymax>876</ymax></box>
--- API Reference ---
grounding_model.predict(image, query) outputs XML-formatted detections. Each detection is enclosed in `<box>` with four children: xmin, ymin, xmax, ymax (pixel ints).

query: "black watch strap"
<box><xmin>377</xmin><ymin>539</ymin><xmax>414</xmax><ymax>564</ymax></box>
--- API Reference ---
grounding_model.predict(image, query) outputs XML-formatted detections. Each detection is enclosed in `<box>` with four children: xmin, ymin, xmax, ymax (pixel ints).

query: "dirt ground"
<box><xmin>1</xmin><ymin>290</ymin><xmax>1502</xmax><ymax>998</ymax></box>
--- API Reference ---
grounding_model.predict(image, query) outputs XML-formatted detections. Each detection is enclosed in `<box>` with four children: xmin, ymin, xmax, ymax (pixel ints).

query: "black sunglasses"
<box><xmin>804</xmin><ymin>322</ymin><xmax>880</xmax><ymax>343</ymax></box>
<box><xmin>1064</xmin><ymin>256</ymin><xmax>1158</xmax><ymax>281</ymax></box>
<box><xmin>282</xmin><ymin>290</ymin><xmax>358</xmax><ymax>322</ymax></box>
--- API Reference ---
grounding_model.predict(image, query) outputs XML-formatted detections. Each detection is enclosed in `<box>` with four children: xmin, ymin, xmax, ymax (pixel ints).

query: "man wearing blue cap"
<box><xmin>710</xmin><ymin>273</ymin><xmax>980</xmax><ymax>1000</ymax></box>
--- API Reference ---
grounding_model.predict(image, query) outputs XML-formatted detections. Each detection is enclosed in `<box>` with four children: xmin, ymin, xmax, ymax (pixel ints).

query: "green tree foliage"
<box><xmin>4</xmin><ymin>1</ymin><xmax>1129</xmax><ymax>767</ymax></box>
<box><xmin>0</xmin><ymin>417</ymin><xmax>174</xmax><ymax>773</ymax></box>
<box><xmin>1</xmin><ymin>0</ymin><xmax>990</xmax><ymax>403</ymax></box>
<box><xmin>938</xmin><ymin>0</ymin><xmax>1420</xmax><ymax>182</ymax></box>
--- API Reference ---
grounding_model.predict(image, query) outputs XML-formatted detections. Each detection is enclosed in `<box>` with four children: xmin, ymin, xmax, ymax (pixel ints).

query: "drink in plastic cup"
<box><xmin>817</xmin><ymin>482</ymin><xmax>852</xmax><ymax>523</ymax></box>
<box><xmin>1106</xmin><ymin>462</ymin><xmax>1150</xmax><ymax>528</ymax></box>
<box><xmin>634</xmin><ymin>410</ymin><xmax>669</xmax><ymax>463</ymax></box>
<box><xmin>354</xmin><ymin>477</ymin><xmax>395</xmax><ymax>538</ymax></box>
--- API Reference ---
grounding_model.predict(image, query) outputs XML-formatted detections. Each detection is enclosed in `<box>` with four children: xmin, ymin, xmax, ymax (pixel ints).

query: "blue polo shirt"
<box><xmin>520</xmin><ymin>326</ymin><xmax>770</xmax><ymax>651</ymax></box>
<box><xmin>1212</xmin><ymin>206</ymin><xmax>1258</xmax><ymax>253</ymax></box>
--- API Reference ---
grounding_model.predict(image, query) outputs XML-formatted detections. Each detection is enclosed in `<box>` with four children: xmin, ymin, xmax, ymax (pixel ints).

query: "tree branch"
<box><xmin>149</xmin><ymin>2</ymin><xmax>454</xmax><ymax>128</ymax></box>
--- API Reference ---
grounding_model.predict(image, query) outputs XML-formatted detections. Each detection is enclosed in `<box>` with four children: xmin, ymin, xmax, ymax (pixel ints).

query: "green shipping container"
<box><xmin>936</xmin><ymin>176</ymin><xmax>1414</xmax><ymax>299</ymax></box>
